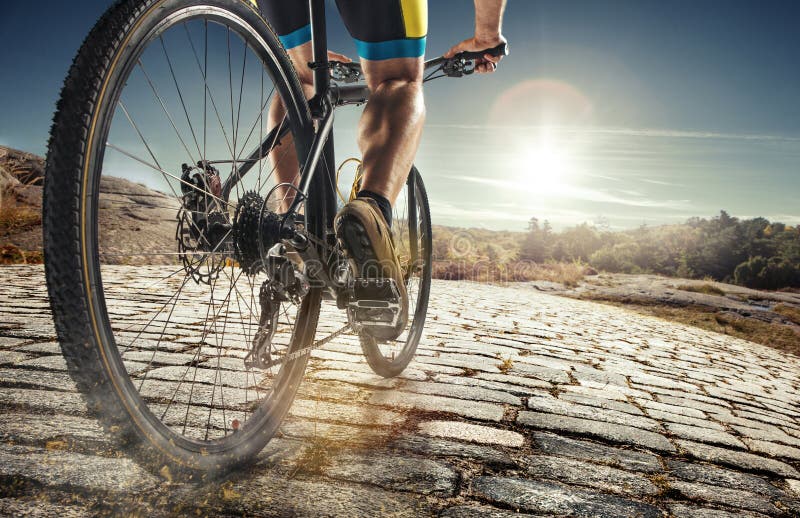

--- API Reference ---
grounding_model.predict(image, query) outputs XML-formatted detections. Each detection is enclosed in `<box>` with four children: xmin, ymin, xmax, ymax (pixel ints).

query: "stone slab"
<box><xmin>471</xmin><ymin>476</ymin><xmax>663</xmax><ymax>518</ymax></box>
<box><xmin>518</xmin><ymin>411</ymin><xmax>676</xmax><ymax>453</ymax></box>
<box><xmin>418</xmin><ymin>420</ymin><xmax>524</xmax><ymax>447</ymax></box>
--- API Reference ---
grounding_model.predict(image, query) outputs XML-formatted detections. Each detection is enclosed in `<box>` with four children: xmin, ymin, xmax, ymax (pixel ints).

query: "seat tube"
<box><xmin>306</xmin><ymin>0</ymin><xmax>337</xmax><ymax>233</ymax></box>
<box><xmin>309</xmin><ymin>0</ymin><xmax>329</xmax><ymax>99</ymax></box>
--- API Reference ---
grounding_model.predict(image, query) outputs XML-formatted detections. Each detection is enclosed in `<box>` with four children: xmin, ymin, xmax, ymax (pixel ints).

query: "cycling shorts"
<box><xmin>256</xmin><ymin>0</ymin><xmax>428</xmax><ymax>60</ymax></box>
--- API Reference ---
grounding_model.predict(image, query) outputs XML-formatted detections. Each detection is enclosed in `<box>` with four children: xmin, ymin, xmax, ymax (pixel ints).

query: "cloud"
<box><xmin>428</xmin><ymin>200</ymin><xmax>531</xmax><ymax>224</ymax></box>
<box><xmin>639</xmin><ymin>178</ymin><xmax>682</xmax><ymax>187</ymax></box>
<box><xmin>425</xmin><ymin>124</ymin><xmax>800</xmax><ymax>143</ymax></box>
<box><xmin>442</xmin><ymin>174</ymin><xmax>690</xmax><ymax>209</ymax></box>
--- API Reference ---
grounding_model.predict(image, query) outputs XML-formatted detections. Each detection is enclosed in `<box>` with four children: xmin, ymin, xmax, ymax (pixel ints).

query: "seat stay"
<box><xmin>288</xmin><ymin>106</ymin><xmax>335</xmax><ymax>215</ymax></box>
<box><xmin>220</xmin><ymin>122</ymin><xmax>291</xmax><ymax>201</ymax></box>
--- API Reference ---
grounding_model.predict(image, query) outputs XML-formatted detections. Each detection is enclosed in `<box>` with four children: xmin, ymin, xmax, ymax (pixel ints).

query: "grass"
<box><xmin>587</xmin><ymin>297</ymin><xmax>800</xmax><ymax>357</ymax></box>
<box><xmin>522</xmin><ymin>261</ymin><xmax>588</xmax><ymax>287</ymax></box>
<box><xmin>774</xmin><ymin>304</ymin><xmax>800</xmax><ymax>325</ymax></box>
<box><xmin>677</xmin><ymin>283</ymin><xmax>726</xmax><ymax>296</ymax></box>
<box><xmin>497</xmin><ymin>356</ymin><xmax>514</xmax><ymax>374</ymax></box>
<box><xmin>0</xmin><ymin>201</ymin><xmax>40</xmax><ymax>235</ymax></box>
<box><xmin>433</xmin><ymin>260</ymin><xmax>588</xmax><ymax>286</ymax></box>
<box><xmin>290</xmin><ymin>435</ymin><xmax>336</xmax><ymax>478</ymax></box>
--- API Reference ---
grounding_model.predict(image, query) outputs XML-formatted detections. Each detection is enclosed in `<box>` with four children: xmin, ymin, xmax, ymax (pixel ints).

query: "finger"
<box><xmin>328</xmin><ymin>51</ymin><xmax>351</xmax><ymax>62</ymax></box>
<box><xmin>445</xmin><ymin>41</ymin><xmax>470</xmax><ymax>58</ymax></box>
<box><xmin>484</xmin><ymin>54</ymin><xmax>501</xmax><ymax>64</ymax></box>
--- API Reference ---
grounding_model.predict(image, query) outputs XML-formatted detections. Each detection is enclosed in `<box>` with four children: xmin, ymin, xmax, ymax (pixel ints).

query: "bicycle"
<box><xmin>43</xmin><ymin>0</ymin><xmax>507</xmax><ymax>479</ymax></box>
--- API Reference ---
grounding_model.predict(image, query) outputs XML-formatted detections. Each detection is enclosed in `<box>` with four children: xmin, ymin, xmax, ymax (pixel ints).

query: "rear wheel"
<box><xmin>44</xmin><ymin>0</ymin><xmax>319</xmax><ymax>479</ymax></box>
<box><xmin>360</xmin><ymin>167</ymin><xmax>432</xmax><ymax>377</ymax></box>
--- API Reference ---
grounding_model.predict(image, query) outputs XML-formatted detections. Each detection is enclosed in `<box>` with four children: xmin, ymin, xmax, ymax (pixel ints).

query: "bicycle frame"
<box><xmin>220</xmin><ymin>0</ymin><xmax>506</xmax><ymax>264</ymax></box>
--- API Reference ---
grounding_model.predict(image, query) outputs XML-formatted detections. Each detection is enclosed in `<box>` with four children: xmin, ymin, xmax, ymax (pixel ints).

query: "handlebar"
<box><xmin>327</xmin><ymin>42</ymin><xmax>509</xmax><ymax>83</ymax></box>
<box><xmin>424</xmin><ymin>42</ymin><xmax>509</xmax><ymax>70</ymax></box>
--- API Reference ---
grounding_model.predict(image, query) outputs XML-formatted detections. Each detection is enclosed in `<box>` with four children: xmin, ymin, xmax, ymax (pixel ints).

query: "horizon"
<box><xmin>2</xmin><ymin>0</ymin><xmax>799</xmax><ymax>231</ymax></box>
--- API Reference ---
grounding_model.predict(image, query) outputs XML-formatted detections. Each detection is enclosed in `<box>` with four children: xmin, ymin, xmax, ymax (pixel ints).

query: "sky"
<box><xmin>1</xmin><ymin>0</ymin><xmax>799</xmax><ymax>230</ymax></box>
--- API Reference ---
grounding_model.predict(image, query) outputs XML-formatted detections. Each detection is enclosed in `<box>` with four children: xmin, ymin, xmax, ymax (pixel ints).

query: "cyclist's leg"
<box><xmin>358</xmin><ymin>58</ymin><xmax>425</xmax><ymax>205</ymax></box>
<box><xmin>336</xmin><ymin>0</ymin><xmax>428</xmax><ymax>206</ymax></box>
<box><xmin>258</xmin><ymin>1</ymin><xmax>313</xmax><ymax>210</ymax></box>
<box><xmin>267</xmin><ymin>43</ymin><xmax>313</xmax><ymax>211</ymax></box>
<box><xmin>332</xmin><ymin>0</ymin><xmax>427</xmax><ymax>340</ymax></box>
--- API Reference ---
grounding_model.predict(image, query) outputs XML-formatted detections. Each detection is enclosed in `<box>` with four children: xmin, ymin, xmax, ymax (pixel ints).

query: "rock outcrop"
<box><xmin>1</xmin><ymin>146</ymin><xmax>180</xmax><ymax>262</ymax></box>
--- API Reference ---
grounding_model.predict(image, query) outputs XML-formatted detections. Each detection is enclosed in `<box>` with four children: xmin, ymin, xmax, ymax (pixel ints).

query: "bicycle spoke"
<box><xmin>115</xmin><ymin>252</ymin><xmax>210</xmax><ymax>342</ymax></box>
<box><xmin>236</xmin><ymin>85</ymin><xmax>275</xmax><ymax>164</ymax></box>
<box><xmin>183</xmin><ymin>21</ymin><xmax>236</xmax><ymax>160</ymax></box>
<box><xmin>106</xmin><ymin>141</ymin><xmax>230</xmax><ymax>210</ymax></box>
<box><xmin>133</xmin><ymin>272</ymin><xmax>192</xmax><ymax>391</ymax></box>
<box><xmin>159</xmin><ymin>35</ymin><xmax>203</xmax><ymax>160</ymax></box>
<box><xmin>168</xmin><ymin>267</ymin><xmax>241</xmax><ymax>426</ymax></box>
<box><xmin>136</xmin><ymin>59</ymin><xmax>198</xmax><ymax>166</ymax></box>
<box><xmin>105</xmin><ymin>140</ymin><xmax>224</xmax><ymax>253</ymax></box>
<box><xmin>205</xmin><ymin>272</ymin><xmax>234</xmax><ymax>439</ymax></box>
<box><xmin>257</xmin><ymin>67</ymin><xmax>265</xmax><ymax>187</ymax></box>
<box><xmin>228</xmin><ymin>264</ymin><xmax>256</xmax><ymax>417</ymax></box>
<box><xmin>174</xmin><ymin>278</ymin><xmax>217</xmax><ymax>428</ymax></box>
<box><xmin>227</xmin><ymin>27</ymin><xmax>237</xmax><ymax>191</ymax></box>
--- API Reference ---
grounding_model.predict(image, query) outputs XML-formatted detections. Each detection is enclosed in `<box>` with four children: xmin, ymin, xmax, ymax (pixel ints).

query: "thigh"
<box><xmin>257</xmin><ymin>0</ymin><xmax>311</xmax><ymax>50</ymax></box>
<box><xmin>257</xmin><ymin>1</ymin><xmax>313</xmax><ymax>85</ymax></box>
<box><xmin>335</xmin><ymin>0</ymin><xmax>428</xmax><ymax>61</ymax></box>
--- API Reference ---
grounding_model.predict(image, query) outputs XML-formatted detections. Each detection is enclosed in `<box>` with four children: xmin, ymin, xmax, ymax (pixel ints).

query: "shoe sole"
<box><xmin>337</xmin><ymin>215</ymin><xmax>406</xmax><ymax>341</ymax></box>
<box><xmin>337</xmin><ymin>216</ymin><xmax>376</xmax><ymax>274</ymax></box>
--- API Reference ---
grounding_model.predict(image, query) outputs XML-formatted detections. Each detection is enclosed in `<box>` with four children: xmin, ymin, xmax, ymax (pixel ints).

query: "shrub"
<box><xmin>589</xmin><ymin>243</ymin><xmax>639</xmax><ymax>273</ymax></box>
<box><xmin>735</xmin><ymin>256</ymin><xmax>800</xmax><ymax>290</ymax></box>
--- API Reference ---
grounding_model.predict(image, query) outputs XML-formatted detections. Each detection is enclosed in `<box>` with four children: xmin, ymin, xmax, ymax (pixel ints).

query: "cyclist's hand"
<box><xmin>328</xmin><ymin>50</ymin><xmax>351</xmax><ymax>63</ymax></box>
<box><xmin>444</xmin><ymin>35</ymin><xmax>507</xmax><ymax>74</ymax></box>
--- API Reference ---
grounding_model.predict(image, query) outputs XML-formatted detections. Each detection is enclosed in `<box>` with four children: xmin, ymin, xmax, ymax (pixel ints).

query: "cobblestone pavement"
<box><xmin>1</xmin><ymin>265</ymin><xmax>800</xmax><ymax>517</ymax></box>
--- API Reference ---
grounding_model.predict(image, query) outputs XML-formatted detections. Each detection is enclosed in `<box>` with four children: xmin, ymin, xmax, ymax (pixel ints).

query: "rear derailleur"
<box><xmin>244</xmin><ymin>244</ymin><xmax>310</xmax><ymax>369</ymax></box>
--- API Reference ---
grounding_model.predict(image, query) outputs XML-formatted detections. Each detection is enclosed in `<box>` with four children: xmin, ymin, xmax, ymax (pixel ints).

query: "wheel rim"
<box><xmin>361</xmin><ymin>171</ymin><xmax>432</xmax><ymax>368</ymax></box>
<box><xmin>84</xmin><ymin>4</ymin><xmax>313</xmax><ymax>452</ymax></box>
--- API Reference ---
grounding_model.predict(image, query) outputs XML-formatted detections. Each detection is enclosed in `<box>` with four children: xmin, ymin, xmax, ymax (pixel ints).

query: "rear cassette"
<box><xmin>233</xmin><ymin>191</ymin><xmax>282</xmax><ymax>275</ymax></box>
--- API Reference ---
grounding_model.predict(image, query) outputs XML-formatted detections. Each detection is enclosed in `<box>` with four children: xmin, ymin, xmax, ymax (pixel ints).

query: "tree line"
<box><xmin>521</xmin><ymin>211</ymin><xmax>800</xmax><ymax>289</ymax></box>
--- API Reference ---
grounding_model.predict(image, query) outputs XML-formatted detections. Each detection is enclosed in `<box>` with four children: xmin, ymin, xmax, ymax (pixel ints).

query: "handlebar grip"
<box><xmin>454</xmin><ymin>42</ymin><xmax>509</xmax><ymax>61</ymax></box>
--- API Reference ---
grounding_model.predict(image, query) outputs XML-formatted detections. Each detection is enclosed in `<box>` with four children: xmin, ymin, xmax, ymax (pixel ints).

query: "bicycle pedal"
<box><xmin>347</xmin><ymin>278</ymin><xmax>401</xmax><ymax>330</ymax></box>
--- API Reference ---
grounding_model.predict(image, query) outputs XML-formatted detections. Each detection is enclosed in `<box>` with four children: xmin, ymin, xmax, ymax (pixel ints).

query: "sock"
<box><xmin>357</xmin><ymin>190</ymin><xmax>393</xmax><ymax>228</ymax></box>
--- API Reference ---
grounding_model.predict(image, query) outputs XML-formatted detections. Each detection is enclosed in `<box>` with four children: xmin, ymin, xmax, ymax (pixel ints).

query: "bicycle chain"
<box><xmin>260</xmin><ymin>323</ymin><xmax>351</xmax><ymax>370</ymax></box>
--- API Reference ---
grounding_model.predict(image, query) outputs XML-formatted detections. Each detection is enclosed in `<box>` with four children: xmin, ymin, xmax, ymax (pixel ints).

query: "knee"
<box><xmin>369</xmin><ymin>77</ymin><xmax>424</xmax><ymax>98</ymax></box>
<box><xmin>363</xmin><ymin>58</ymin><xmax>424</xmax><ymax>93</ymax></box>
<box><xmin>366</xmin><ymin>74</ymin><xmax>424</xmax><ymax>98</ymax></box>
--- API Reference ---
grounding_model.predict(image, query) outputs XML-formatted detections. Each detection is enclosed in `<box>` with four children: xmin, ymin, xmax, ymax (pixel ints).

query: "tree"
<box><xmin>521</xmin><ymin>217</ymin><xmax>552</xmax><ymax>262</ymax></box>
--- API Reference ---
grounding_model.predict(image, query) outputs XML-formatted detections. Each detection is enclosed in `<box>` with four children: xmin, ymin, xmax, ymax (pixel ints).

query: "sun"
<box><xmin>514</xmin><ymin>141</ymin><xmax>572</xmax><ymax>193</ymax></box>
